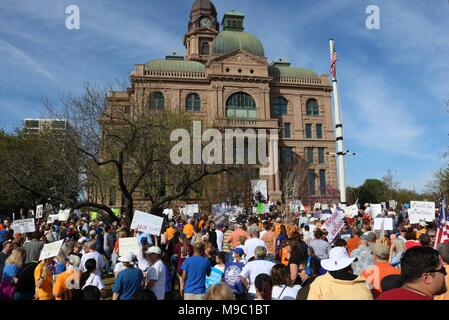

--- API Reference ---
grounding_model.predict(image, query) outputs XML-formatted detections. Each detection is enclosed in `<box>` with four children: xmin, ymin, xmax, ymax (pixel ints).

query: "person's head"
<box><xmin>250</xmin><ymin>229</ymin><xmax>259</xmax><ymax>238</ymax></box>
<box><xmin>6</xmin><ymin>248</ymin><xmax>26</xmax><ymax>268</ymax></box>
<box><xmin>215</xmin><ymin>252</ymin><xmax>226</xmax><ymax>265</ymax></box>
<box><xmin>404</xmin><ymin>229</ymin><xmax>417</xmax><ymax>241</ymax></box>
<box><xmin>334</xmin><ymin>238</ymin><xmax>347</xmax><ymax>248</ymax></box>
<box><xmin>298</xmin><ymin>256</ymin><xmax>320</xmax><ymax>283</ymax></box>
<box><xmin>145</xmin><ymin>246</ymin><xmax>162</xmax><ymax>264</ymax></box>
<box><xmin>82</xmin><ymin>286</ymin><xmax>101</xmax><ymax>300</ymax></box>
<box><xmin>84</xmin><ymin>258</ymin><xmax>97</xmax><ymax>274</ymax></box>
<box><xmin>86</xmin><ymin>240</ymin><xmax>96</xmax><ymax>252</ymax></box>
<box><xmin>2</xmin><ymin>241</ymin><xmax>13</xmax><ymax>255</ymax></box>
<box><xmin>205</xmin><ymin>283</ymin><xmax>236</xmax><ymax>300</ymax></box>
<box><xmin>428</xmin><ymin>229</ymin><xmax>436</xmax><ymax>246</ymax></box>
<box><xmin>254</xmin><ymin>246</ymin><xmax>267</xmax><ymax>260</ymax></box>
<box><xmin>238</xmin><ymin>236</ymin><xmax>247</xmax><ymax>245</ymax></box>
<box><xmin>118</xmin><ymin>229</ymin><xmax>128</xmax><ymax>239</ymax></box>
<box><xmin>438</xmin><ymin>243</ymin><xmax>449</xmax><ymax>265</ymax></box>
<box><xmin>118</xmin><ymin>252</ymin><xmax>136</xmax><ymax>267</ymax></box>
<box><xmin>271</xmin><ymin>263</ymin><xmax>291</xmax><ymax>286</ymax></box>
<box><xmin>194</xmin><ymin>242</ymin><xmax>205</xmax><ymax>256</ymax></box>
<box><xmin>372</xmin><ymin>243</ymin><xmax>390</xmax><ymax>262</ymax></box>
<box><xmin>233</xmin><ymin>248</ymin><xmax>244</xmax><ymax>261</ymax></box>
<box><xmin>321</xmin><ymin>247</ymin><xmax>356</xmax><ymax>273</ymax></box>
<box><xmin>304</xmin><ymin>225</ymin><xmax>309</xmax><ymax>232</ymax></box>
<box><xmin>255</xmin><ymin>273</ymin><xmax>272</xmax><ymax>300</ymax></box>
<box><xmin>179</xmin><ymin>233</ymin><xmax>187</xmax><ymax>243</ymax></box>
<box><xmin>314</xmin><ymin>228</ymin><xmax>324</xmax><ymax>240</ymax></box>
<box><xmin>366</xmin><ymin>231</ymin><xmax>377</xmax><ymax>243</ymax></box>
<box><xmin>381</xmin><ymin>274</ymin><xmax>404</xmax><ymax>292</ymax></box>
<box><xmin>66</xmin><ymin>254</ymin><xmax>81</xmax><ymax>269</ymax></box>
<box><xmin>419</xmin><ymin>234</ymin><xmax>431</xmax><ymax>247</ymax></box>
<box><xmin>400</xmin><ymin>246</ymin><xmax>447</xmax><ymax>297</ymax></box>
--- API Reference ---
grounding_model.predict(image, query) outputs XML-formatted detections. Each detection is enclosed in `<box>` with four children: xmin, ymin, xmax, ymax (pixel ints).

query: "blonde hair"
<box><xmin>205</xmin><ymin>283</ymin><xmax>236</xmax><ymax>300</ymax></box>
<box><xmin>5</xmin><ymin>248</ymin><xmax>26</xmax><ymax>268</ymax></box>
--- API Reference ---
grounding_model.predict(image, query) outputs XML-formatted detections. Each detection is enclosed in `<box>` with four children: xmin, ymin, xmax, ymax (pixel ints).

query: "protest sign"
<box><xmin>163</xmin><ymin>209</ymin><xmax>174</xmax><ymax>220</ymax></box>
<box><xmin>57</xmin><ymin>209</ymin><xmax>70</xmax><ymax>221</ymax></box>
<box><xmin>130</xmin><ymin>210</ymin><xmax>164</xmax><ymax>235</ymax></box>
<box><xmin>344</xmin><ymin>204</ymin><xmax>358</xmax><ymax>218</ymax></box>
<box><xmin>11</xmin><ymin>218</ymin><xmax>35</xmax><ymax>234</ymax></box>
<box><xmin>36</xmin><ymin>205</ymin><xmax>44</xmax><ymax>219</ymax></box>
<box><xmin>112</xmin><ymin>208</ymin><xmax>121</xmax><ymax>217</ymax></box>
<box><xmin>205</xmin><ymin>266</ymin><xmax>224</xmax><ymax>290</ymax></box>
<box><xmin>370</xmin><ymin>204</ymin><xmax>382</xmax><ymax>217</ymax></box>
<box><xmin>389</xmin><ymin>200</ymin><xmax>397</xmax><ymax>210</ymax></box>
<box><xmin>321</xmin><ymin>214</ymin><xmax>332</xmax><ymax>221</ymax></box>
<box><xmin>313</xmin><ymin>203</ymin><xmax>321</xmax><ymax>210</ymax></box>
<box><xmin>213</xmin><ymin>214</ymin><xmax>226</xmax><ymax>226</ymax></box>
<box><xmin>263</xmin><ymin>203</ymin><xmax>270</xmax><ymax>214</ymax></box>
<box><xmin>257</xmin><ymin>202</ymin><xmax>263</xmax><ymax>214</ymax></box>
<box><xmin>409</xmin><ymin>201</ymin><xmax>435</xmax><ymax>222</ymax></box>
<box><xmin>321</xmin><ymin>204</ymin><xmax>329</xmax><ymax>211</ymax></box>
<box><xmin>118</xmin><ymin>237</ymin><xmax>140</xmax><ymax>257</ymax></box>
<box><xmin>39</xmin><ymin>240</ymin><xmax>64</xmax><ymax>261</ymax></box>
<box><xmin>47</xmin><ymin>214</ymin><xmax>58</xmax><ymax>224</ymax></box>
<box><xmin>374</xmin><ymin>218</ymin><xmax>393</xmax><ymax>231</ymax></box>
<box><xmin>91</xmin><ymin>211</ymin><xmax>98</xmax><ymax>220</ymax></box>
<box><xmin>184</xmin><ymin>204</ymin><xmax>199</xmax><ymax>217</ymax></box>
<box><xmin>322</xmin><ymin>211</ymin><xmax>344</xmax><ymax>242</ymax></box>
<box><xmin>251</xmin><ymin>180</ymin><xmax>268</xmax><ymax>201</ymax></box>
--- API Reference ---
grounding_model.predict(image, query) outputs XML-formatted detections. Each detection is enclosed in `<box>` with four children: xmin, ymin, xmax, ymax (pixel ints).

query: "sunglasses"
<box><xmin>425</xmin><ymin>268</ymin><xmax>447</xmax><ymax>276</ymax></box>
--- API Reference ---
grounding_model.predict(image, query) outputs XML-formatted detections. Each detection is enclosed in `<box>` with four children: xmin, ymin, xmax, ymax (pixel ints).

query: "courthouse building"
<box><xmin>103</xmin><ymin>0</ymin><xmax>338</xmax><ymax>206</ymax></box>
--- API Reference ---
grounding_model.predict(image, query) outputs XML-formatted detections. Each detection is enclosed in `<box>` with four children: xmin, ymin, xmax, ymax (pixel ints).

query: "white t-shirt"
<box><xmin>216</xmin><ymin>229</ymin><xmax>224</xmax><ymax>252</ymax></box>
<box><xmin>271</xmin><ymin>285</ymin><xmax>301</xmax><ymax>300</ymax></box>
<box><xmin>243</xmin><ymin>238</ymin><xmax>267</xmax><ymax>263</ymax></box>
<box><xmin>137</xmin><ymin>252</ymin><xmax>150</xmax><ymax>272</ymax></box>
<box><xmin>114</xmin><ymin>262</ymin><xmax>126</xmax><ymax>274</ymax></box>
<box><xmin>146</xmin><ymin>259</ymin><xmax>165</xmax><ymax>300</ymax></box>
<box><xmin>80</xmin><ymin>251</ymin><xmax>105</xmax><ymax>277</ymax></box>
<box><xmin>259</xmin><ymin>230</ymin><xmax>267</xmax><ymax>240</ymax></box>
<box><xmin>240</xmin><ymin>259</ymin><xmax>275</xmax><ymax>294</ymax></box>
<box><xmin>82</xmin><ymin>273</ymin><xmax>105</xmax><ymax>291</ymax></box>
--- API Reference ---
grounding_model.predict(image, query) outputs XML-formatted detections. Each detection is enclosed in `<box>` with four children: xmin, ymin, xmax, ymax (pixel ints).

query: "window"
<box><xmin>320</xmin><ymin>170</ymin><xmax>326</xmax><ymax>195</ymax></box>
<box><xmin>281</xmin><ymin>147</ymin><xmax>293</xmax><ymax>164</ymax></box>
<box><xmin>305</xmin><ymin>124</ymin><xmax>312</xmax><ymax>139</ymax></box>
<box><xmin>284</xmin><ymin>123</ymin><xmax>291</xmax><ymax>138</ymax></box>
<box><xmin>185</xmin><ymin>93</ymin><xmax>201</xmax><ymax>112</ymax></box>
<box><xmin>109</xmin><ymin>187</ymin><xmax>116</xmax><ymax>206</ymax></box>
<box><xmin>272</xmin><ymin>96</ymin><xmax>288</xmax><ymax>116</ymax></box>
<box><xmin>316</xmin><ymin>124</ymin><xmax>323</xmax><ymax>139</ymax></box>
<box><xmin>150</xmin><ymin>92</ymin><xmax>164</xmax><ymax>110</ymax></box>
<box><xmin>318</xmin><ymin>148</ymin><xmax>325</xmax><ymax>164</ymax></box>
<box><xmin>226</xmin><ymin>92</ymin><xmax>257</xmax><ymax>118</ymax></box>
<box><xmin>201</xmin><ymin>42</ymin><xmax>210</xmax><ymax>55</ymax></box>
<box><xmin>308</xmin><ymin>170</ymin><xmax>316</xmax><ymax>195</ymax></box>
<box><xmin>306</xmin><ymin>147</ymin><xmax>314</xmax><ymax>164</ymax></box>
<box><xmin>306</xmin><ymin>98</ymin><xmax>319</xmax><ymax>116</ymax></box>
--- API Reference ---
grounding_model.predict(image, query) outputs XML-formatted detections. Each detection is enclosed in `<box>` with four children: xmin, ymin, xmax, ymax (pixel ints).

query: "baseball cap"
<box><xmin>145</xmin><ymin>246</ymin><xmax>161</xmax><ymax>255</ymax></box>
<box><xmin>179</xmin><ymin>233</ymin><xmax>186</xmax><ymax>239</ymax></box>
<box><xmin>233</xmin><ymin>248</ymin><xmax>244</xmax><ymax>255</ymax></box>
<box><xmin>118</xmin><ymin>252</ymin><xmax>136</xmax><ymax>263</ymax></box>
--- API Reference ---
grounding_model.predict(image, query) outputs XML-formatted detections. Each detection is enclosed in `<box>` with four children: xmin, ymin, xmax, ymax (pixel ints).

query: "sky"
<box><xmin>0</xmin><ymin>0</ymin><xmax>448</xmax><ymax>192</ymax></box>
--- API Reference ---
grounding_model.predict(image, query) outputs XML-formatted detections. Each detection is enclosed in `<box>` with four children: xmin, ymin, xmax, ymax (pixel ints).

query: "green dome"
<box><xmin>268</xmin><ymin>65</ymin><xmax>319</xmax><ymax>78</ymax></box>
<box><xmin>145</xmin><ymin>60</ymin><xmax>205</xmax><ymax>72</ymax></box>
<box><xmin>212</xmin><ymin>31</ymin><xmax>265</xmax><ymax>57</ymax></box>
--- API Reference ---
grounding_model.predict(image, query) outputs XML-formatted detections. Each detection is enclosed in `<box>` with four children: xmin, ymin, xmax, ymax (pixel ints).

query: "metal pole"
<box><xmin>329</xmin><ymin>38</ymin><xmax>347</xmax><ymax>204</ymax></box>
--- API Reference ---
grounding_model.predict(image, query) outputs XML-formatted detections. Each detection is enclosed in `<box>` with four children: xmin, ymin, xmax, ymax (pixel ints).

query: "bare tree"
<box><xmin>280</xmin><ymin>154</ymin><xmax>309</xmax><ymax>203</ymax></box>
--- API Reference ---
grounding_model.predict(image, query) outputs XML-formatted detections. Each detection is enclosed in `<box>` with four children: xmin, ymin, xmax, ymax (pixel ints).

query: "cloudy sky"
<box><xmin>0</xmin><ymin>0</ymin><xmax>448</xmax><ymax>192</ymax></box>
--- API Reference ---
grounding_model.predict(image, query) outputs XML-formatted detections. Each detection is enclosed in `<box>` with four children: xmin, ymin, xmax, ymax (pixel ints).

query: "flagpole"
<box><xmin>329</xmin><ymin>38</ymin><xmax>347</xmax><ymax>204</ymax></box>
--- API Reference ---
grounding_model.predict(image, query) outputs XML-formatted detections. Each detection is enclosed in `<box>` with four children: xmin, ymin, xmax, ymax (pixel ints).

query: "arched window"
<box><xmin>226</xmin><ymin>92</ymin><xmax>257</xmax><ymax>118</ymax></box>
<box><xmin>272</xmin><ymin>96</ymin><xmax>288</xmax><ymax>116</ymax></box>
<box><xmin>306</xmin><ymin>98</ymin><xmax>319</xmax><ymax>116</ymax></box>
<box><xmin>201</xmin><ymin>42</ymin><xmax>209</xmax><ymax>55</ymax></box>
<box><xmin>185</xmin><ymin>93</ymin><xmax>201</xmax><ymax>112</ymax></box>
<box><xmin>150</xmin><ymin>91</ymin><xmax>164</xmax><ymax>110</ymax></box>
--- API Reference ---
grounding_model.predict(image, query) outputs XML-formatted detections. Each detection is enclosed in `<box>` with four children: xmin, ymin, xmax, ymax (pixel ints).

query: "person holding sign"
<box><xmin>34</xmin><ymin>257</ymin><xmax>55</xmax><ymax>300</ymax></box>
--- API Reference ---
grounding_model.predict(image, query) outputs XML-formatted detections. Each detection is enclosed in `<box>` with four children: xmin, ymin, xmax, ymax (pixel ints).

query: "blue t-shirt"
<box><xmin>55</xmin><ymin>262</ymin><xmax>66</xmax><ymax>275</ymax></box>
<box><xmin>0</xmin><ymin>229</ymin><xmax>7</xmax><ymax>242</ymax></box>
<box><xmin>181</xmin><ymin>256</ymin><xmax>211</xmax><ymax>294</ymax></box>
<box><xmin>112</xmin><ymin>267</ymin><xmax>143</xmax><ymax>300</ymax></box>
<box><xmin>2</xmin><ymin>264</ymin><xmax>20</xmax><ymax>283</ymax></box>
<box><xmin>224</xmin><ymin>261</ymin><xmax>245</xmax><ymax>294</ymax></box>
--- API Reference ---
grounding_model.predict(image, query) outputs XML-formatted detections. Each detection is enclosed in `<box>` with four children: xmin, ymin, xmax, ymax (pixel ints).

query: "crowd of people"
<box><xmin>0</xmin><ymin>203</ymin><xmax>448</xmax><ymax>301</ymax></box>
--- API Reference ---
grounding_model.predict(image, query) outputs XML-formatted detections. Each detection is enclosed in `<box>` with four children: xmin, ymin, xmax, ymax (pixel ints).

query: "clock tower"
<box><xmin>184</xmin><ymin>0</ymin><xmax>219</xmax><ymax>63</ymax></box>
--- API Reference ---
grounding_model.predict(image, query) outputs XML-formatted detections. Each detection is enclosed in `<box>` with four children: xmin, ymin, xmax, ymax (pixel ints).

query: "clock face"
<box><xmin>200</xmin><ymin>17</ymin><xmax>212</xmax><ymax>28</ymax></box>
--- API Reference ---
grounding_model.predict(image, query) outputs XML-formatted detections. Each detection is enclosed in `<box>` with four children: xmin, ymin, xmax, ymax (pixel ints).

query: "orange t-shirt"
<box><xmin>347</xmin><ymin>236</ymin><xmax>360</xmax><ymax>255</ymax></box>
<box><xmin>53</xmin><ymin>269</ymin><xmax>79</xmax><ymax>300</ymax></box>
<box><xmin>362</xmin><ymin>261</ymin><xmax>401</xmax><ymax>298</ymax></box>
<box><xmin>281</xmin><ymin>247</ymin><xmax>288</xmax><ymax>266</ymax></box>
<box><xmin>227</xmin><ymin>228</ymin><xmax>250</xmax><ymax>249</ymax></box>
<box><xmin>166</xmin><ymin>227</ymin><xmax>175</xmax><ymax>241</ymax></box>
<box><xmin>183</xmin><ymin>224</ymin><xmax>194</xmax><ymax>239</ymax></box>
<box><xmin>34</xmin><ymin>262</ymin><xmax>54</xmax><ymax>300</ymax></box>
<box><xmin>274</xmin><ymin>223</ymin><xmax>282</xmax><ymax>236</ymax></box>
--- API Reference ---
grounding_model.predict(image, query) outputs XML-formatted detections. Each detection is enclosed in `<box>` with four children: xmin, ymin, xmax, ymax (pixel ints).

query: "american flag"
<box><xmin>330</xmin><ymin>47</ymin><xmax>337</xmax><ymax>79</ymax></box>
<box><xmin>434</xmin><ymin>194</ymin><xmax>449</xmax><ymax>249</ymax></box>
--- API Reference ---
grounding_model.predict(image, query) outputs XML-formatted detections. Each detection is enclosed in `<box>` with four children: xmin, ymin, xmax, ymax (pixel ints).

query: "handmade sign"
<box><xmin>163</xmin><ymin>209</ymin><xmax>174</xmax><ymax>220</ymax></box>
<box><xmin>322</xmin><ymin>211</ymin><xmax>344</xmax><ymax>242</ymax></box>
<box><xmin>47</xmin><ymin>214</ymin><xmax>58</xmax><ymax>224</ymax></box>
<box><xmin>374</xmin><ymin>218</ymin><xmax>394</xmax><ymax>231</ymax></box>
<box><xmin>91</xmin><ymin>211</ymin><xmax>98</xmax><ymax>220</ymax></box>
<box><xmin>205</xmin><ymin>266</ymin><xmax>224</xmax><ymax>290</ymax></box>
<box><xmin>118</xmin><ymin>237</ymin><xmax>140</xmax><ymax>257</ymax></box>
<box><xmin>213</xmin><ymin>214</ymin><xmax>226</xmax><ymax>226</ymax></box>
<box><xmin>130</xmin><ymin>210</ymin><xmax>164</xmax><ymax>235</ymax></box>
<box><xmin>313</xmin><ymin>203</ymin><xmax>321</xmax><ymax>210</ymax></box>
<box><xmin>251</xmin><ymin>179</ymin><xmax>268</xmax><ymax>201</ymax></box>
<box><xmin>11</xmin><ymin>219</ymin><xmax>35</xmax><ymax>234</ymax></box>
<box><xmin>389</xmin><ymin>200</ymin><xmax>397</xmax><ymax>210</ymax></box>
<box><xmin>344</xmin><ymin>204</ymin><xmax>358</xmax><ymax>218</ymax></box>
<box><xmin>36</xmin><ymin>205</ymin><xmax>44</xmax><ymax>219</ymax></box>
<box><xmin>409</xmin><ymin>201</ymin><xmax>435</xmax><ymax>223</ymax></box>
<box><xmin>39</xmin><ymin>240</ymin><xmax>64</xmax><ymax>261</ymax></box>
<box><xmin>112</xmin><ymin>208</ymin><xmax>121</xmax><ymax>217</ymax></box>
<box><xmin>370</xmin><ymin>204</ymin><xmax>383</xmax><ymax>217</ymax></box>
<box><xmin>184</xmin><ymin>204</ymin><xmax>199</xmax><ymax>217</ymax></box>
<box><xmin>57</xmin><ymin>209</ymin><xmax>70</xmax><ymax>221</ymax></box>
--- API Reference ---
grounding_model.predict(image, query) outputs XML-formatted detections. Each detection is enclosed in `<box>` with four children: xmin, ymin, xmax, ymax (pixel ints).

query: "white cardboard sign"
<box><xmin>370</xmin><ymin>204</ymin><xmax>382</xmax><ymax>217</ymax></box>
<box><xmin>57</xmin><ymin>209</ymin><xmax>70</xmax><ymax>221</ymax></box>
<box><xmin>410</xmin><ymin>201</ymin><xmax>435</xmax><ymax>222</ymax></box>
<box><xmin>11</xmin><ymin>218</ymin><xmax>36</xmax><ymax>234</ymax></box>
<box><xmin>47</xmin><ymin>214</ymin><xmax>58</xmax><ymax>224</ymax></box>
<box><xmin>130</xmin><ymin>210</ymin><xmax>164</xmax><ymax>235</ymax></box>
<box><xmin>118</xmin><ymin>237</ymin><xmax>140</xmax><ymax>257</ymax></box>
<box><xmin>163</xmin><ymin>209</ymin><xmax>174</xmax><ymax>220</ymax></box>
<box><xmin>39</xmin><ymin>240</ymin><xmax>64</xmax><ymax>261</ymax></box>
<box><xmin>374</xmin><ymin>218</ymin><xmax>393</xmax><ymax>231</ymax></box>
<box><xmin>322</xmin><ymin>211</ymin><xmax>345</xmax><ymax>242</ymax></box>
<box><xmin>344</xmin><ymin>204</ymin><xmax>358</xmax><ymax>218</ymax></box>
<box><xmin>251</xmin><ymin>179</ymin><xmax>268</xmax><ymax>201</ymax></box>
<box><xmin>184</xmin><ymin>204</ymin><xmax>199</xmax><ymax>217</ymax></box>
<box><xmin>36</xmin><ymin>205</ymin><xmax>44</xmax><ymax>219</ymax></box>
